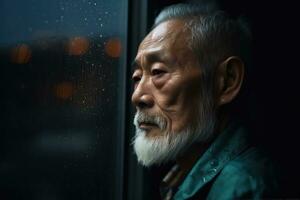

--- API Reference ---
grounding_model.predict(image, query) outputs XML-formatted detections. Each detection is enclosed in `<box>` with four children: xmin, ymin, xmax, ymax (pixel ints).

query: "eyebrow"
<box><xmin>132</xmin><ymin>49</ymin><xmax>168</xmax><ymax>71</ymax></box>
<box><xmin>131</xmin><ymin>60</ymin><xmax>140</xmax><ymax>70</ymax></box>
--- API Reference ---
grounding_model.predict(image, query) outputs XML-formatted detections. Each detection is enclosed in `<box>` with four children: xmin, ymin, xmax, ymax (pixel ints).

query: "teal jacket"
<box><xmin>173</xmin><ymin>123</ymin><xmax>278</xmax><ymax>200</ymax></box>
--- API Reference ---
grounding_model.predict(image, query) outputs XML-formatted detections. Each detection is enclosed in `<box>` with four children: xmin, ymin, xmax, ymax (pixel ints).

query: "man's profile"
<box><xmin>131</xmin><ymin>3</ymin><xmax>278</xmax><ymax>199</ymax></box>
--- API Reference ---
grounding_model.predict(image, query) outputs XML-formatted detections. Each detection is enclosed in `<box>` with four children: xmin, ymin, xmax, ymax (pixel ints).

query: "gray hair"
<box><xmin>153</xmin><ymin>3</ymin><xmax>252</xmax><ymax>80</ymax></box>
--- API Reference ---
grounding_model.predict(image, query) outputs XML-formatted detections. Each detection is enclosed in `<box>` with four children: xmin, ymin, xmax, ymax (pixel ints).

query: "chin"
<box><xmin>132</xmin><ymin>107</ymin><xmax>216</xmax><ymax>167</ymax></box>
<box><xmin>133</xmin><ymin>129</ymin><xmax>173</xmax><ymax>167</ymax></box>
<box><xmin>143</xmin><ymin>128</ymin><xmax>166</xmax><ymax>139</ymax></box>
<box><xmin>133</xmin><ymin>127</ymin><xmax>196</xmax><ymax>167</ymax></box>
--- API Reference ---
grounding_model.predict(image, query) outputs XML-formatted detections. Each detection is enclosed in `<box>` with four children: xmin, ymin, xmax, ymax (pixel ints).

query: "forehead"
<box><xmin>135</xmin><ymin>20</ymin><xmax>193</xmax><ymax>67</ymax></box>
<box><xmin>138</xmin><ymin>20</ymin><xmax>188</xmax><ymax>54</ymax></box>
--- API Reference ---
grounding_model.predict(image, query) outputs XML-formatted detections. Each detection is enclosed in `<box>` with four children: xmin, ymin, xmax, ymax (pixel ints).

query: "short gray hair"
<box><xmin>154</xmin><ymin>3</ymin><xmax>252</xmax><ymax>78</ymax></box>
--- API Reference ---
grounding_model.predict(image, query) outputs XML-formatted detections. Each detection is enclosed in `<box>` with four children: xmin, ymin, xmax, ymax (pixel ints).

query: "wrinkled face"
<box><xmin>132</xmin><ymin>20</ymin><xmax>216</xmax><ymax>166</ymax></box>
<box><xmin>132</xmin><ymin>20</ymin><xmax>203</xmax><ymax>136</ymax></box>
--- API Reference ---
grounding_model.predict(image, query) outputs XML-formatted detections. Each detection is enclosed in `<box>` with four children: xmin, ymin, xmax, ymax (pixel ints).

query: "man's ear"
<box><xmin>216</xmin><ymin>56</ymin><xmax>244</xmax><ymax>105</ymax></box>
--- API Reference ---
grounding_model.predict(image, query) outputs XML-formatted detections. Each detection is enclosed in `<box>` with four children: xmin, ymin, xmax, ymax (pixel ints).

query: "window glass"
<box><xmin>0</xmin><ymin>0</ymin><xmax>127</xmax><ymax>199</ymax></box>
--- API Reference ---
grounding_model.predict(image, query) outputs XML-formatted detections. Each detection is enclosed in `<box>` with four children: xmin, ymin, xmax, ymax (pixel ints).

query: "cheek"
<box><xmin>160</xmin><ymin>74</ymin><xmax>203</xmax><ymax>130</ymax></box>
<box><xmin>160</xmin><ymin>73</ymin><xmax>201</xmax><ymax>108</ymax></box>
<box><xmin>155</xmin><ymin>75</ymin><xmax>184</xmax><ymax>108</ymax></box>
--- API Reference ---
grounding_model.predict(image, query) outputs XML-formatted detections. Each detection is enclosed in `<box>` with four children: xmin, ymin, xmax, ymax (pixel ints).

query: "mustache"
<box><xmin>133</xmin><ymin>111</ymin><xmax>167</xmax><ymax>130</ymax></box>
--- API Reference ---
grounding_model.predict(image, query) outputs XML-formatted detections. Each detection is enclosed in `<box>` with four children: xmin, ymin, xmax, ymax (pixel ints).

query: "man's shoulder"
<box><xmin>225</xmin><ymin>146</ymin><xmax>275</xmax><ymax>176</ymax></box>
<box><xmin>207</xmin><ymin>147</ymin><xmax>279</xmax><ymax>199</ymax></box>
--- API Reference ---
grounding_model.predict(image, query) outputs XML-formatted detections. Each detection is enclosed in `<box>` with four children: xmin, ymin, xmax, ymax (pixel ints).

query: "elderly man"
<box><xmin>131</xmin><ymin>3</ymin><xmax>278</xmax><ymax>200</ymax></box>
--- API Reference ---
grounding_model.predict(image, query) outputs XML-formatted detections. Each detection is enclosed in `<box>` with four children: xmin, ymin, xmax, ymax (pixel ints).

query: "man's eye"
<box><xmin>151</xmin><ymin>69</ymin><xmax>165</xmax><ymax>76</ymax></box>
<box><xmin>132</xmin><ymin>75</ymin><xmax>141</xmax><ymax>83</ymax></box>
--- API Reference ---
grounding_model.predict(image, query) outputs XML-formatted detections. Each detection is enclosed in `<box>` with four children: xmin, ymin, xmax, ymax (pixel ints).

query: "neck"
<box><xmin>176</xmin><ymin>142</ymin><xmax>210</xmax><ymax>176</ymax></box>
<box><xmin>176</xmin><ymin>111</ymin><xmax>229</xmax><ymax>178</ymax></box>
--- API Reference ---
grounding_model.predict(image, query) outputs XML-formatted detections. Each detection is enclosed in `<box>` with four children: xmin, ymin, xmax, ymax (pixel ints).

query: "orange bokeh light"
<box><xmin>11</xmin><ymin>44</ymin><xmax>32</xmax><ymax>64</ymax></box>
<box><xmin>54</xmin><ymin>81</ymin><xmax>74</xmax><ymax>100</ymax></box>
<box><xmin>104</xmin><ymin>38</ymin><xmax>122</xmax><ymax>58</ymax></box>
<box><xmin>67</xmin><ymin>37</ymin><xmax>89</xmax><ymax>56</ymax></box>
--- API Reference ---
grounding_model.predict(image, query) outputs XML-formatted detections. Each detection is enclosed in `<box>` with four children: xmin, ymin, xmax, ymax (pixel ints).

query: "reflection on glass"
<box><xmin>11</xmin><ymin>44</ymin><xmax>32</xmax><ymax>64</ymax></box>
<box><xmin>0</xmin><ymin>0</ymin><xmax>127</xmax><ymax>199</ymax></box>
<box><xmin>105</xmin><ymin>37</ymin><xmax>122</xmax><ymax>58</ymax></box>
<box><xmin>67</xmin><ymin>37</ymin><xmax>90</xmax><ymax>56</ymax></box>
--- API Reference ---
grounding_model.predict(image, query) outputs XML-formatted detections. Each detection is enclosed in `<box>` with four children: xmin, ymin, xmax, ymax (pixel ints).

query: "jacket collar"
<box><xmin>174</xmin><ymin>122</ymin><xmax>250</xmax><ymax>199</ymax></box>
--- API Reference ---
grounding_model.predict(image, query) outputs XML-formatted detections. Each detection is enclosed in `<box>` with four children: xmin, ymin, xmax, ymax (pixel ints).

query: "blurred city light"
<box><xmin>54</xmin><ymin>81</ymin><xmax>74</xmax><ymax>100</ymax></box>
<box><xmin>67</xmin><ymin>36</ymin><xmax>89</xmax><ymax>56</ymax></box>
<box><xmin>11</xmin><ymin>44</ymin><xmax>32</xmax><ymax>64</ymax></box>
<box><xmin>104</xmin><ymin>38</ymin><xmax>122</xmax><ymax>58</ymax></box>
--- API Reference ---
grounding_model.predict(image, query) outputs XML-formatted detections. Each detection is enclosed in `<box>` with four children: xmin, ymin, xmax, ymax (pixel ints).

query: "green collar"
<box><xmin>174</xmin><ymin>122</ymin><xmax>249</xmax><ymax>199</ymax></box>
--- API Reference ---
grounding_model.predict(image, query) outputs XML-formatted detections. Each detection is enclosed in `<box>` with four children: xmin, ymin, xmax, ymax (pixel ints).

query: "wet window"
<box><xmin>0</xmin><ymin>0</ymin><xmax>127</xmax><ymax>199</ymax></box>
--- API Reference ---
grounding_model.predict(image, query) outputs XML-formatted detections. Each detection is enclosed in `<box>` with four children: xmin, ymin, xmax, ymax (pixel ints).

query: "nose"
<box><xmin>131</xmin><ymin>79</ymin><xmax>154</xmax><ymax>109</ymax></box>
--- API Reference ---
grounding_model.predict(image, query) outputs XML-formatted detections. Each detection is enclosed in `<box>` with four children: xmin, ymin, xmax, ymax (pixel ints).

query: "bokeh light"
<box><xmin>104</xmin><ymin>38</ymin><xmax>122</xmax><ymax>58</ymax></box>
<box><xmin>11</xmin><ymin>44</ymin><xmax>32</xmax><ymax>64</ymax></box>
<box><xmin>67</xmin><ymin>37</ymin><xmax>89</xmax><ymax>56</ymax></box>
<box><xmin>54</xmin><ymin>81</ymin><xmax>74</xmax><ymax>100</ymax></box>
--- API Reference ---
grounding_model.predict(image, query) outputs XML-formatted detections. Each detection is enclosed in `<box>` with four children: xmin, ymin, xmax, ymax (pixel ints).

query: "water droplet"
<box><xmin>202</xmin><ymin>177</ymin><xmax>206</xmax><ymax>182</ymax></box>
<box><xmin>94</xmin><ymin>2</ymin><xmax>97</xmax><ymax>5</ymax></box>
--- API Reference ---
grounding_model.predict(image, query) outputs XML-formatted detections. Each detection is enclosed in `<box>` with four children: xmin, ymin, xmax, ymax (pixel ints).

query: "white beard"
<box><xmin>133</xmin><ymin>105</ymin><xmax>216</xmax><ymax>167</ymax></box>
